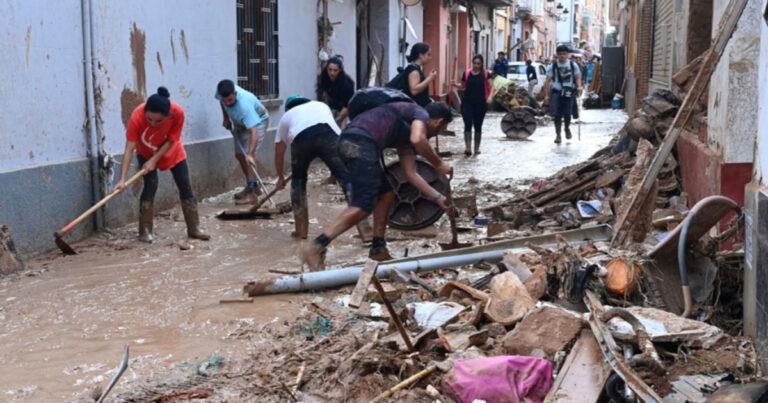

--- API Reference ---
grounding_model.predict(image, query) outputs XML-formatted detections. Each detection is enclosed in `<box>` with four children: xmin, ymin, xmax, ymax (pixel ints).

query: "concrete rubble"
<box><xmin>101</xmin><ymin>93</ymin><xmax>759</xmax><ymax>401</ymax></box>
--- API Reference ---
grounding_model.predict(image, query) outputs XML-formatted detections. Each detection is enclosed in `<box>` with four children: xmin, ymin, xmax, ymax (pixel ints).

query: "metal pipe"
<box><xmin>245</xmin><ymin>225</ymin><xmax>613</xmax><ymax>295</ymax></box>
<box><xmin>81</xmin><ymin>0</ymin><xmax>103</xmax><ymax>230</ymax></box>
<box><xmin>677</xmin><ymin>198</ymin><xmax>740</xmax><ymax>318</ymax></box>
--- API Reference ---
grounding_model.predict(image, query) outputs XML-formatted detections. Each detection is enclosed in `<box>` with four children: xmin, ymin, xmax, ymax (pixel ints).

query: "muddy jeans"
<box><xmin>290</xmin><ymin>123</ymin><xmax>351</xmax><ymax>211</ymax></box>
<box><xmin>136</xmin><ymin>156</ymin><xmax>195</xmax><ymax>202</ymax></box>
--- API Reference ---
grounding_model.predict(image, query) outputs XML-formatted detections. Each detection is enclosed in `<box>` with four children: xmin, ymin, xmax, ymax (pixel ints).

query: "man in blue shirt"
<box><xmin>492</xmin><ymin>51</ymin><xmax>509</xmax><ymax>77</ymax></box>
<box><xmin>216</xmin><ymin>79</ymin><xmax>270</xmax><ymax>204</ymax></box>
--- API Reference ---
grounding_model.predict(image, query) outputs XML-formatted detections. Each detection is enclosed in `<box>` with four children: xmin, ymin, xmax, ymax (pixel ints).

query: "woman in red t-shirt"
<box><xmin>115</xmin><ymin>87</ymin><xmax>209</xmax><ymax>242</ymax></box>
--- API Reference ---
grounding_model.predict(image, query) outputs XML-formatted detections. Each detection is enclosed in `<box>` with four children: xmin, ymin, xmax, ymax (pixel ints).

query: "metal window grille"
<box><xmin>236</xmin><ymin>0</ymin><xmax>279</xmax><ymax>99</ymax></box>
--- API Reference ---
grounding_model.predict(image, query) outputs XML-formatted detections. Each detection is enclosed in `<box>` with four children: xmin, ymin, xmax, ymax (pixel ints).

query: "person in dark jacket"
<box><xmin>492</xmin><ymin>51</ymin><xmax>509</xmax><ymax>77</ymax></box>
<box><xmin>316</xmin><ymin>55</ymin><xmax>356</xmax><ymax>127</ymax></box>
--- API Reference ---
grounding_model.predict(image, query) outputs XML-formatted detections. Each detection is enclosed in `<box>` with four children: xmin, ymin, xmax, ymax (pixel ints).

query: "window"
<box><xmin>236</xmin><ymin>0</ymin><xmax>279</xmax><ymax>99</ymax></box>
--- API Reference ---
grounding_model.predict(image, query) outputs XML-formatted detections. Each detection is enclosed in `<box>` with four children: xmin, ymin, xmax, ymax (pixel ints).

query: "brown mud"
<box><xmin>0</xmin><ymin>109</ymin><xmax>626</xmax><ymax>401</ymax></box>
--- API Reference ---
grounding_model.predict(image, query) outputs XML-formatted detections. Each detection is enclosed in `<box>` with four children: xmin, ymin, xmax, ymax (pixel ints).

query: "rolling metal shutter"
<box><xmin>650</xmin><ymin>0</ymin><xmax>674</xmax><ymax>86</ymax></box>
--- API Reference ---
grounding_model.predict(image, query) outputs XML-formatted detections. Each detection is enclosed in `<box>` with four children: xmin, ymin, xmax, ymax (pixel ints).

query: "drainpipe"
<box><xmin>81</xmin><ymin>0</ymin><xmax>104</xmax><ymax>230</ymax></box>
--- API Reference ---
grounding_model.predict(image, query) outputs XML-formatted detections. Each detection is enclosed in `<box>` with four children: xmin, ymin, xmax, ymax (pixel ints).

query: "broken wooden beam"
<box><xmin>611</xmin><ymin>0</ymin><xmax>750</xmax><ymax>247</ymax></box>
<box><xmin>371</xmin><ymin>276</ymin><xmax>413</xmax><ymax>351</ymax></box>
<box><xmin>348</xmin><ymin>260</ymin><xmax>378</xmax><ymax>309</ymax></box>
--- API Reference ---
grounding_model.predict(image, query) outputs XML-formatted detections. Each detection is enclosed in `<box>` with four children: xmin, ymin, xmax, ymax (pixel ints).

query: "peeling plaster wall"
<box><xmin>756</xmin><ymin>0</ymin><xmax>768</xmax><ymax>183</ymax></box>
<box><xmin>708</xmin><ymin>0</ymin><xmax>761</xmax><ymax>164</ymax></box>
<box><xmin>92</xmin><ymin>0</ymin><xmax>233</xmax><ymax>158</ymax></box>
<box><xmin>0</xmin><ymin>0</ymin><xmax>87</xmax><ymax>171</ymax></box>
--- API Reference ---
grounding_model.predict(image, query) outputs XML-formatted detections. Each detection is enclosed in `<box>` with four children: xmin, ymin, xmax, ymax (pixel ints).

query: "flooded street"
<box><xmin>0</xmin><ymin>107</ymin><xmax>626</xmax><ymax>401</ymax></box>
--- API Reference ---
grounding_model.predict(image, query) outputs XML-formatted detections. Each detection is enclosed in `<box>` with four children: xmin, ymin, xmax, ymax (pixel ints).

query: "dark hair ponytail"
<box><xmin>406</xmin><ymin>42</ymin><xmax>430</xmax><ymax>63</ymax></box>
<box><xmin>145</xmin><ymin>86</ymin><xmax>171</xmax><ymax>115</ymax></box>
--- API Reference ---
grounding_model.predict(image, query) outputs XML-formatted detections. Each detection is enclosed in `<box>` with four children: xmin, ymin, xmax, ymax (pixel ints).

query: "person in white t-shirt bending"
<box><xmin>274</xmin><ymin>96</ymin><xmax>351</xmax><ymax>240</ymax></box>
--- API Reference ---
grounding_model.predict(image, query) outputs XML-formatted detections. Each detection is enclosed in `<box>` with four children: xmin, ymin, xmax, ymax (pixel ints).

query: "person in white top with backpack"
<box><xmin>543</xmin><ymin>45</ymin><xmax>583</xmax><ymax>144</ymax></box>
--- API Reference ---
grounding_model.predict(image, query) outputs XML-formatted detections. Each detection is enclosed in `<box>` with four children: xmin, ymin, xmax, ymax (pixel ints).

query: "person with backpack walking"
<box><xmin>451</xmin><ymin>55</ymin><xmax>491</xmax><ymax>156</ymax></box>
<box><xmin>316</xmin><ymin>55</ymin><xmax>356</xmax><ymax>127</ymax></box>
<box><xmin>387</xmin><ymin>42</ymin><xmax>437</xmax><ymax>107</ymax></box>
<box><xmin>274</xmin><ymin>96</ymin><xmax>351</xmax><ymax>240</ymax></box>
<box><xmin>114</xmin><ymin>87</ymin><xmax>210</xmax><ymax>243</ymax></box>
<box><xmin>542</xmin><ymin>45</ymin><xmax>583</xmax><ymax>144</ymax></box>
<box><xmin>300</xmin><ymin>99</ymin><xmax>454</xmax><ymax>270</ymax></box>
<box><xmin>215</xmin><ymin>79</ymin><xmax>270</xmax><ymax>205</ymax></box>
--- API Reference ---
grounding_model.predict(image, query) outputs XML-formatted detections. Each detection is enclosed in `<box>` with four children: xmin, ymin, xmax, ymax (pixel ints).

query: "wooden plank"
<box><xmin>611</xmin><ymin>0</ymin><xmax>750</xmax><ymax>248</ymax></box>
<box><xmin>584</xmin><ymin>291</ymin><xmax>663</xmax><ymax>402</ymax></box>
<box><xmin>371</xmin><ymin>276</ymin><xmax>413</xmax><ymax>351</ymax></box>
<box><xmin>348</xmin><ymin>260</ymin><xmax>378</xmax><ymax>309</ymax></box>
<box><xmin>545</xmin><ymin>329</ymin><xmax>612</xmax><ymax>403</ymax></box>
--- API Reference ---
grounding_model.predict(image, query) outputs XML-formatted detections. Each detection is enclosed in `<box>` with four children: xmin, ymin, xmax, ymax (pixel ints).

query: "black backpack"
<box><xmin>347</xmin><ymin>87</ymin><xmax>415</xmax><ymax>120</ymax></box>
<box><xmin>385</xmin><ymin>64</ymin><xmax>417</xmax><ymax>93</ymax></box>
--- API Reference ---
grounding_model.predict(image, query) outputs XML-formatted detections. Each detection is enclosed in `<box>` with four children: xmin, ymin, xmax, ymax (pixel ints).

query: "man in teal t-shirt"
<box><xmin>216</xmin><ymin>79</ymin><xmax>270</xmax><ymax>204</ymax></box>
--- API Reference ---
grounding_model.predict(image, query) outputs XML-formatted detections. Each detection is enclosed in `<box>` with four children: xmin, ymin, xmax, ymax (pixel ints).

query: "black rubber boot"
<box><xmin>464</xmin><ymin>131</ymin><xmax>472</xmax><ymax>156</ymax></box>
<box><xmin>474</xmin><ymin>131</ymin><xmax>482</xmax><ymax>155</ymax></box>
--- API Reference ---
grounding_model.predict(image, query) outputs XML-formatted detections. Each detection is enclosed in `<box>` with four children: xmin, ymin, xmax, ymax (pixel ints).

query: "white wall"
<box><xmin>92</xmin><ymin>0</ymin><xmax>234</xmax><ymax>159</ymax></box>
<box><xmin>278</xmin><ymin>1</ymin><xmax>323</xmax><ymax>105</ymax></box>
<box><xmin>708</xmin><ymin>0</ymin><xmax>762</xmax><ymax>164</ymax></box>
<box><xmin>757</xmin><ymin>0</ymin><xmax>768</xmax><ymax>183</ymax></box>
<box><xmin>327</xmin><ymin>0</ymin><xmax>359</xmax><ymax>82</ymax></box>
<box><xmin>0</xmin><ymin>0</ymin><xmax>88</xmax><ymax>171</ymax></box>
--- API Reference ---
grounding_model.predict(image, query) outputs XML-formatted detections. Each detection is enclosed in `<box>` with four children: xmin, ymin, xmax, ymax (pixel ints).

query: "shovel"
<box><xmin>54</xmin><ymin>169</ymin><xmax>146</xmax><ymax>255</ymax></box>
<box><xmin>216</xmin><ymin>174</ymin><xmax>291</xmax><ymax>220</ymax></box>
<box><xmin>439</xmin><ymin>181</ymin><xmax>472</xmax><ymax>250</ymax></box>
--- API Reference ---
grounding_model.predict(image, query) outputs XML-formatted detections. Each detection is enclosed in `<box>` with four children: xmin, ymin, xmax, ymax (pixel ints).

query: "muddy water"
<box><xmin>0</xmin><ymin>107</ymin><xmax>625</xmax><ymax>401</ymax></box>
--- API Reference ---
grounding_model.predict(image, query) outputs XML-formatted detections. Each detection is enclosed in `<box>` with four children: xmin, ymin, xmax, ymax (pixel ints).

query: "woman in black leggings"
<box><xmin>452</xmin><ymin>55</ymin><xmax>491</xmax><ymax>156</ymax></box>
<box><xmin>115</xmin><ymin>87</ymin><xmax>209</xmax><ymax>243</ymax></box>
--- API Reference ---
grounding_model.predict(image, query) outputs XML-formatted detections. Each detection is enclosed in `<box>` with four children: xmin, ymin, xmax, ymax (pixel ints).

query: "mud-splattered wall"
<box><xmin>0</xmin><ymin>0</ymin><xmax>361</xmax><ymax>258</ymax></box>
<box><xmin>0</xmin><ymin>0</ymin><xmax>236</xmax><ymax>258</ymax></box>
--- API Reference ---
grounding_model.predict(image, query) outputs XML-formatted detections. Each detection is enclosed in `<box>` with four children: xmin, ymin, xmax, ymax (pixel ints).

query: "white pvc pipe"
<box><xmin>245</xmin><ymin>225</ymin><xmax>613</xmax><ymax>295</ymax></box>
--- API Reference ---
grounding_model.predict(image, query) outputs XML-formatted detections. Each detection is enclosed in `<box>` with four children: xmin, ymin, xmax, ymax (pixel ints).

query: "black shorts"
<box><xmin>338</xmin><ymin>129</ymin><xmax>392</xmax><ymax>213</ymax></box>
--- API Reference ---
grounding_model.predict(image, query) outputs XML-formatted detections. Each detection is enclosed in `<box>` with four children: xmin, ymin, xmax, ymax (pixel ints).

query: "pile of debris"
<box><xmin>481</xmin><ymin>89</ymin><xmax>684</xmax><ymax>240</ymax></box>
<box><xmin>111</xmin><ymin>239</ymin><xmax>761</xmax><ymax>401</ymax></box>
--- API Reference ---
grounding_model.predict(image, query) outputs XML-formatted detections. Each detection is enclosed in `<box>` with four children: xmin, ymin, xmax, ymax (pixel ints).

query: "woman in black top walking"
<box><xmin>403</xmin><ymin>42</ymin><xmax>437</xmax><ymax>107</ymax></box>
<box><xmin>452</xmin><ymin>55</ymin><xmax>491</xmax><ymax>156</ymax></box>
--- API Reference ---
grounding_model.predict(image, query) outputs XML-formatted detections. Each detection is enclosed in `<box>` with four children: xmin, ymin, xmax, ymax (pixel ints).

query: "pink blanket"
<box><xmin>442</xmin><ymin>356</ymin><xmax>553</xmax><ymax>403</ymax></box>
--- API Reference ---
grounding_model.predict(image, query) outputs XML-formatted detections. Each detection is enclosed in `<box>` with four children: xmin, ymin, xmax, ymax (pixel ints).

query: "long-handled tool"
<box><xmin>438</xmin><ymin>179</ymin><xmax>472</xmax><ymax>250</ymax></box>
<box><xmin>54</xmin><ymin>170</ymin><xmax>146</xmax><ymax>255</ymax></box>
<box><xmin>231</xmin><ymin>130</ymin><xmax>274</xmax><ymax>207</ymax></box>
<box><xmin>96</xmin><ymin>344</ymin><xmax>130</xmax><ymax>403</ymax></box>
<box><xmin>216</xmin><ymin>174</ymin><xmax>291</xmax><ymax>220</ymax></box>
<box><xmin>577</xmin><ymin>96</ymin><xmax>582</xmax><ymax>141</ymax></box>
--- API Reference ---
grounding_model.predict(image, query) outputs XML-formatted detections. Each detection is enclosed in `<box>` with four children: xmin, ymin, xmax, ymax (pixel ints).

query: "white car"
<box><xmin>506</xmin><ymin>62</ymin><xmax>547</xmax><ymax>97</ymax></box>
